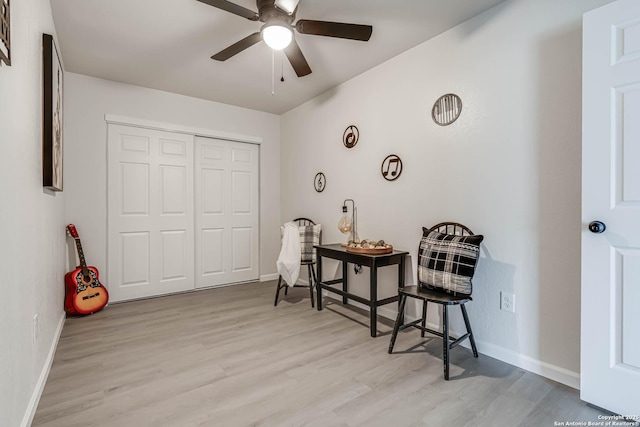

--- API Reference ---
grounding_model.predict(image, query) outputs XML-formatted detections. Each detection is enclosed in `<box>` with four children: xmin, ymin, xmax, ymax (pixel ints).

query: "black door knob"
<box><xmin>588</xmin><ymin>221</ymin><xmax>606</xmax><ymax>234</ymax></box>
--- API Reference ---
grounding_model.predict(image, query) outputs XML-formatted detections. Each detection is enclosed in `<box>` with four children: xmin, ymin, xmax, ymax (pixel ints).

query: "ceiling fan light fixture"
<box><xmin>261</xmin><ymin>23</ymin><xmax>293</xmax><ymax>50</ymax></box>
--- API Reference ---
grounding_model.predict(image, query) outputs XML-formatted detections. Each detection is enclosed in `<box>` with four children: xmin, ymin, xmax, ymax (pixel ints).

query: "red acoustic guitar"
<box><xmin>65</xmin><ymin>224</ymin><xmax>109</xmax><ymax>315</ymax></box>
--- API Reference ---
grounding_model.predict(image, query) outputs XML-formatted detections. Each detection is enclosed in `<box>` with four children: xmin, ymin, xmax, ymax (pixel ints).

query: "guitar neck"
<box><xmin>74</xmin><ymin>238</ymin><xmax>90</xmax><ymax>277</ymax></box>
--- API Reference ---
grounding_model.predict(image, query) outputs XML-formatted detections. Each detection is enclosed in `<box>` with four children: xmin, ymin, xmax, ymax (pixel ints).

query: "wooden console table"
<box><xmin>314</xmin><ymin>243</ymin><xmax>409</xmax><ymax>337</ymax></box>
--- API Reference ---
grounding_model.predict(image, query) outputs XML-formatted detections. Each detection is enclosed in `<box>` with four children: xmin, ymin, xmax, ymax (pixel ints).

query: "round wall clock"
<box><xmin>381</xmin><ymin>155</ymin><xmax>402</xmax><ymax>181</ymax></box>
<box><xmin>314</xmin><ymin>172</ymin><xmax>326</xmax><ymax>192</ymax></box>
<box><xmin>432</xmin><ymin>94</ymin><xmax>462</xmax><ymax>126</ymax></box>
<box><xmin>343</xmin><ymin>125</ymin><xmax>359</xmax><ymax>148</ymax></box>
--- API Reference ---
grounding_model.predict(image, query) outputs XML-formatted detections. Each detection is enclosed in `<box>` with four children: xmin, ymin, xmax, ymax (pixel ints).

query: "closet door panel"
<box><xmin>195</xmin><ymin>137</ymin><xmax>259</xmax><ymax>288</ymax></box>
<box><xmin>108</xmin><ymin>124</ymin><xmax>194</xmax><ymax>302</ymax></box>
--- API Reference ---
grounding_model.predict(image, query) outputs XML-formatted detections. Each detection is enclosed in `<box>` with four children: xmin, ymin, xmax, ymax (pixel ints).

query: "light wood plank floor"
<box><xmin>34</xmin><ymin>281</ymin><xmax>607</xmax><ymax>427</ymax></box>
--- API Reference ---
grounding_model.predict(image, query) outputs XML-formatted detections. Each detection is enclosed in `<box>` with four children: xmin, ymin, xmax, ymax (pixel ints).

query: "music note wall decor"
<box><xmin>432</xmin><ymin>93</ymin><xmax>462</xmax><ymax>126</ymax></box>
<box><xmin>343</xmin><ymin>125</ymin><xmax>359</xmax><ymax>148</ymax></box>
<box><xmin>314</xmin><ymin>172</ymin><xmax>326</xmax><ymax>192</ymax></box>
<box><xmin>381</xmin><ymin>155</ymin><xmax>402</xmax><ymax>181</ymax></box>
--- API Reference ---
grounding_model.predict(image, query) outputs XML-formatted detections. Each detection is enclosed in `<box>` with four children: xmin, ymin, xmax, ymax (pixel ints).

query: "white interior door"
<box><xmin>108</xmin><ymin>124</ymin><xmax>194</xmax><ymax>302</ymax></box>
<box><xmin>195</xmin><ymin>137</ymin><xmax>259</xmax><ymax>288</ymax></box>
<box><xmin>582</xmin><ymin>0</ymin><xmax>640</xmax><ymax>414</ymax></box>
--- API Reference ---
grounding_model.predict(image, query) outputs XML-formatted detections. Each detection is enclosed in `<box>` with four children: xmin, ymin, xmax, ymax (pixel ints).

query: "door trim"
<box><xmin>105</xmin><ymin>114</ymin><xmax>262</xmax><ymax>145</ymax></box>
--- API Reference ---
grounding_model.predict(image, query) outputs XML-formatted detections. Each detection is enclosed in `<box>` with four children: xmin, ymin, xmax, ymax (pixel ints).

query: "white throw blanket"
<box><xmin>276</xmin><ymin>222</ymin><xmax>301</xmax><ymax>287</ymax></box>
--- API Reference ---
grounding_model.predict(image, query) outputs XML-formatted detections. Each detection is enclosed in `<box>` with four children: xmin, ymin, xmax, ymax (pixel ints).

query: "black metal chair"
<box><xmin>274</xmin><ymin>218</ymin><xmax>320</xmax><ymax>308</ymax></box>
<box><xmin>388</xmin><ymin>222</ymin><xmax>480</xmax><ymax>380</ymax></box>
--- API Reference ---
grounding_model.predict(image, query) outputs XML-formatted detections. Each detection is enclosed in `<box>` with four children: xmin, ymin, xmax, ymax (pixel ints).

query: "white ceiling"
<box><xmin>50</xmin><ymin>0</ymin><xmax>507</xmax><ymax>115</ymax></box>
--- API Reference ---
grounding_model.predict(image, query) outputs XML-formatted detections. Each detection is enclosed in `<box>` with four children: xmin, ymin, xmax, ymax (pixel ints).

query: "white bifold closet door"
<box><xmin>108</xmin><ymin>125</ymin><xmax>260</xmax><ymax>302</ymax></box>
<box><xmin>194</xmin><ymin>136</ymin><xmax>259</xmax><ymax>288</ymax></box>
<box><xmin>107</xmin><ymin>124</ymin><xmax>195</xmax><ymax>302</ymax></box>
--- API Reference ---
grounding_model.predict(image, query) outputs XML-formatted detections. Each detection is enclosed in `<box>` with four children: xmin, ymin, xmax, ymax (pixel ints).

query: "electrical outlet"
<box><xmin>33</xmin><ymin>314</ymin><xmax>39</xmax><ymax>342</ymax></box>
<box><xmin>501</xmin><ymin>292</ymin><xmax>515</xmax><ymax>313</ymax></box>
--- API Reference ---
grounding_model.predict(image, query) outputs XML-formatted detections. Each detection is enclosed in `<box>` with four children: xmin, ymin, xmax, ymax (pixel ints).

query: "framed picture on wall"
<box><xmin>43</xmin><ymin>33</ymin><xmax>63</xmax><ymax>191</ymax></box>
<box><xmin>0</xmin><ymin>0</ymin><xmax>10</xmax><ymax>66</ymax></box>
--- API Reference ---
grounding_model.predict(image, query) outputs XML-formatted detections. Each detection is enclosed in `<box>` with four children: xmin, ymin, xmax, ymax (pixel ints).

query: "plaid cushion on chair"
<box><xmin>299</xmin><ymin>224</ymin><xmax>321</xmax><ymax>263</ymax></box>
<box><xmin>418</xmin><ymin>228</ymin><xmax>483</xmax><ymax>297</ymax></box>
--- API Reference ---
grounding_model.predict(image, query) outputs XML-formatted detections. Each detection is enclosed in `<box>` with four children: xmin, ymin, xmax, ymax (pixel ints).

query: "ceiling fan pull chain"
<box><xmin>281</xmin><ymin>52</ymin><xmax>285</xmax><ymax>82</ymax></box>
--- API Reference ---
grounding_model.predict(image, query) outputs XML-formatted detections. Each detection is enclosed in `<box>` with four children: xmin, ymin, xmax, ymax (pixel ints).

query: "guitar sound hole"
<box><xmin>75</xmin><ymin>270</ymin><xmax>98</xmax><ymax>291</ymax></box>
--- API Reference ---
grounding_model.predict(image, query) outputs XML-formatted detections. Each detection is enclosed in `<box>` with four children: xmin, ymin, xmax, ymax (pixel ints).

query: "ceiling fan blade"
<box><xmin>284</xmin><ymin>39</ymin><xmax>312</xmax><ymax>77</ymax></box>
<box><xmin>197</xmin><ymin>0</ymin><xmax>259</xmax><ymax>21</ymax></box>
<box><xmin>295</xmin><ymin>20</ymin><xmax>372</xmax><ymax>41</ymax></box>
<box><xmin>211</xmin><ymin>32</ymin><xmax>262</xmax><ymax>61</ymax></box>
<box><xmin>274</xmin><ymin>0</ymin><xmax>299</xmax><ymax>15</ymax></box>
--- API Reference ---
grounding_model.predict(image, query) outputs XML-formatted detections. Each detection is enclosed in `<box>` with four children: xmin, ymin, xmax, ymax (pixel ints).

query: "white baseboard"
<box><xmin>472</xmin><ymin>339</ymin><xmax>580</xmax><ymax>389</ymax></box>
<box><xmin>21</xmin><ymin>312</ymin><xmax>65</xmax><ymax>427</ymax></box>
<box><xmin>260</xmin><ymin>273</ymin><xmax>279</xmax><ymax>282</ymax></box>
<box><xmin>415</xmin><ymin>318</ymin><xmax>580</xmax><ymax>389</ymax></box>
<box><xmin>324</xmin><ymin>294</ymin><xmax>580</xmax><ymax>389</ymax></box>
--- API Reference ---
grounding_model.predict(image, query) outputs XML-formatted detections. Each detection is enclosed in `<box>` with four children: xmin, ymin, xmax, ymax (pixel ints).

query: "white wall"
<box><xmin>63</xmin><ymin>73</ymin><xmax>281</xmax><ymax>290</ymax></box>
<box><xmin>0</xmin><ymin>1</ymin><xmax>66</xmax><ymax>426</ymax></box>
<box><xmin>281</xmin><ymin>0</ymin><xmax>613</xmax><ymax>388</ymax></box>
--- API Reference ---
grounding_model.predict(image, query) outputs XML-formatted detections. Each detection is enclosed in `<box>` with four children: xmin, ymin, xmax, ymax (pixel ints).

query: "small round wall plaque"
<box><xmin>314</xmin><ymin>172</ymin><xmax>326</xmax><ymax>192</ymax></box>
<box><xmin>432</xmin><ymin>94</ymin><xmax>462</xmax><ymax>126</ymax></box>
<box><xmin>343</xmin><ymin>125</ymin><xmax>359</xmax><ymax>148</ymax></box>
<box><xmin>381</xmin><ymin>155</ymin><xmax>402</xmax><ymax>181</ymax></box>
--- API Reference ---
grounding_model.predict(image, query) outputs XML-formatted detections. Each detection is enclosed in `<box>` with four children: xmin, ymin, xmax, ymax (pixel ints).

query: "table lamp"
<box><xmin>338</xmin><ymin>199</ymin><xmax>359</xmax><ymax>244</ymax></box>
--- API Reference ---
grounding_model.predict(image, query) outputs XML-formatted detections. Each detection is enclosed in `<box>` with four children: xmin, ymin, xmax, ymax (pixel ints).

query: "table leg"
<box><xmin>370</xmin><ymin>265</ymin><xmax>378</xmax><ymax>337</ymax></box>
<box><xmin>342</xmin><ymin>261</ymin><xmax>348</xmax><ymax>304</ymax></box>
<box><xmin>316</xmin><ymin>253</ymin><xmax>323</xmax><ymax>311</ymax></box>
